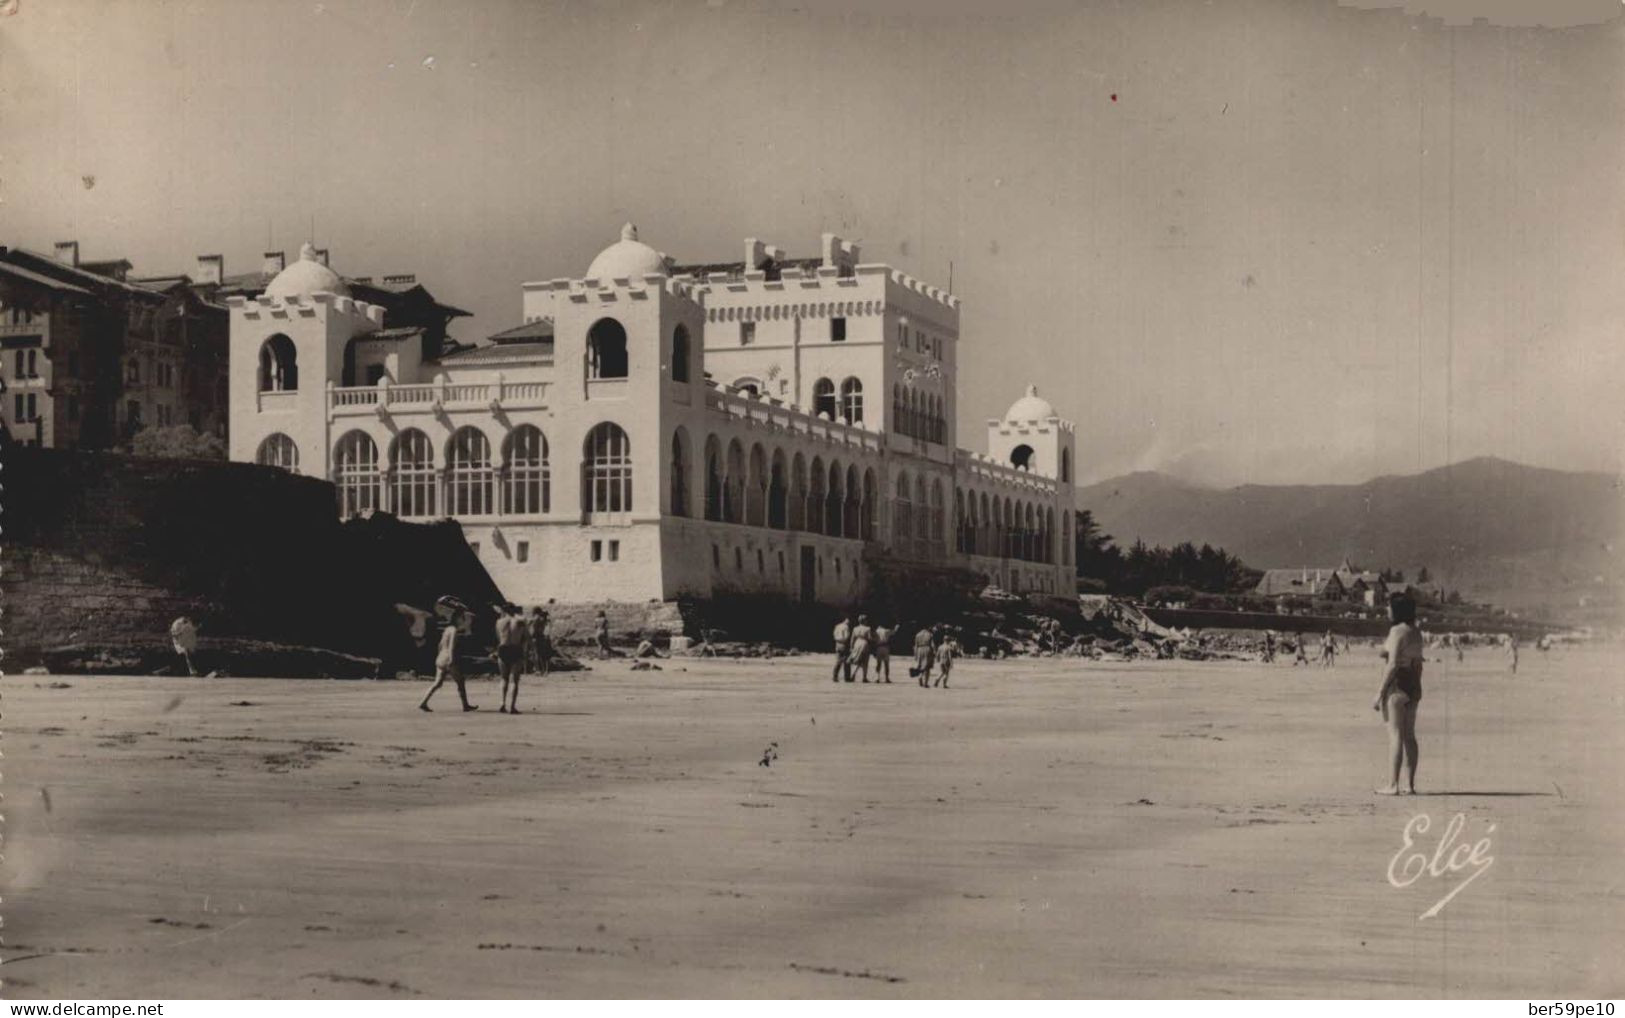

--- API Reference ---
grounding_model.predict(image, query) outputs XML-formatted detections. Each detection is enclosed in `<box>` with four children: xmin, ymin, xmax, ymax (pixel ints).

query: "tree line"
<box><xmin>1073</xmin><ymin>509</ymin><xmax>1262</xmax><ymax>597</ymax></box>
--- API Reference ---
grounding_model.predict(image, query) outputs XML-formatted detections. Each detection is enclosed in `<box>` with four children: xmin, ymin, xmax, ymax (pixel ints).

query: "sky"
<box><xmin>4</xmin><ymin>0</ymin><xmax>1622</xmax><ymax>486</ymax></box>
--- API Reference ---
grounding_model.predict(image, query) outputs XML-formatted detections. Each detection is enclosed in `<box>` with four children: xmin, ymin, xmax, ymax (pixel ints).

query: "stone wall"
<box><xmin>1</xmin><ymin>446</ymin><xmax>502</xmax><ymax>675</ymax></box>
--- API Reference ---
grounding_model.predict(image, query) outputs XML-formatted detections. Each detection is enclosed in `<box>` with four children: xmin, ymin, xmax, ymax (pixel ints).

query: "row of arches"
<box><xmin>952</xmin><ymin>488</ymin><xmax>1069</xmax><ymax>566</ymax></box>
<box><xmin>678</xmin><ymin>431</ymin><xmax>882</xmax><ymax>543</ymax></box>
<box><xmin>255</xmin><ymin>422</ymin><xmax>631</xmax><ymax>520</ymax></box>
<box><xmin>893</xmin><ymin>384</ymin><xmax>945</xmax><ymax>444</ymax></box>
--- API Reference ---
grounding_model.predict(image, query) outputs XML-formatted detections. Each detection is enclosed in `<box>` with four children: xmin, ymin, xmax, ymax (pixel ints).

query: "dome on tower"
<box><xmin>265</xmin><ymin>243</ymin><xmax>349</xmax><ymax>299</ymax></box>
<box><xmin>585</xmin><ymin>223</ymin><xmax>668</xmax><ymax>280</ymax></box>
<box><xmin>1005</xmin><ymin>384</ymin><xmax>1056</xmax><ymax>422</ymax></box>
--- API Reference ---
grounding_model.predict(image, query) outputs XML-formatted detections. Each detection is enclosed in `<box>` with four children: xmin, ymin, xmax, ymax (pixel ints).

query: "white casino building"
<box><xmin>229</xmin><ymin>228</ymin><xmax>1077</xmax><ymax>607</ymax></box>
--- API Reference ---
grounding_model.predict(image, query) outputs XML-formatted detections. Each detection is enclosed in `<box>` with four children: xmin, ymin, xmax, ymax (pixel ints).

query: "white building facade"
<box><xmin>229</xmin><ymin>230</ymin><xmax>1077</xmax><ymax>607</ymax></box>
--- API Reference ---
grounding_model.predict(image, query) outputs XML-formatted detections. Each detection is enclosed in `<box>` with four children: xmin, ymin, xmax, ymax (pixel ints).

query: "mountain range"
<box><xmin>1074</xmin><ymin>457</ymin><xmax>1622</xmax><ymax>621</ymax></box>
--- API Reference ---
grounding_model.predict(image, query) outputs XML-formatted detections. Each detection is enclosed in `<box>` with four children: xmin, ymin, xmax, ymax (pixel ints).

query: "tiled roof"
<box><xmin>431</xmin><ymin>340</ymin><xmax>553</xmax><ymax>364</ymax></box>
<box><xmin>0</xmin><ymin>260</ymin><xmax>94</xmax><ymax>296</ymax></box>
<box><xmin>4</xmin><ymin>249</ymin><xmax>161</xmax><ymax>299</ymax></box>
<box><xmin>1255</xmin><ymin>568</ymin><xmax>1340</xmax><ymax>597</ymax></box>
<box><xmin>487</xmin><ymin>320</ymin><xmax>553</xmax><ymax>343</ymax></box>
<box><xmin>365</xmin><ymin>326</ymin><xmax>425</xmax><ymax>341</ymax></box>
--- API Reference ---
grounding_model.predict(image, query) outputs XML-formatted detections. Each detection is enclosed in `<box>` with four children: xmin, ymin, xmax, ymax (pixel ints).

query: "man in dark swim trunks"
<box><xmin>495</xmin><ymin>604</ymin><xmax>527</xmax><ymax>713</ymax></box>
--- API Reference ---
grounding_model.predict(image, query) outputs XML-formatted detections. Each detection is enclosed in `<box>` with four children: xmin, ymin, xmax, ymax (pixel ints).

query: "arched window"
<box><xmin>582</xmin><ymin>422</ymin><xmax>632</xmax><ymax>514</ymax></box>
<box><xmin>892</xmin><ymin>384</ymin><xmax>903</xmax><ymax>434</ymax></box>
<box><xmin>812</xmin><ymin>377</ymin><xmax>836</xmax><ymax>420</ymax></box>
<box><xmin>839</xmin><ymin>377</ymin><xmax>864</xmax><ymax>425</ymax></box>
<box><xmin>127</xmin><ymin>359</ymin><xmax>141</xmax><ymax>384</ymax></box>
<box><xmin>954</xmin><ymin>488</ymin><xmax>967</xmax><ymax>553</ymax></box>
<box><xmin>671</xmin><ymin>324</ymin><xmax>691</xmax><ymax>383</ymax></box>
<box><xmin>334</xmin><ymin>430</ymin><xmax>380</xmax><ymax>518</ymax></box>
<box><xmin>825</xmin><ymin>461</ymin><xmax>844</xmax><ymax>537</ymax></box>
<box><xmin>256</xmin><ymin>432</ymin><xmax>299</xmax><ymax>472</ymax></box>
<box><xmin>391</xmin><ymin>429</ymin><xmax>436</xmax><ymax>518</ymax></box>
<box><xmin>503</xmin><ymin>425</ymin><xmax>550</xmax><ymax>515</ymax></box>
<box><xmin>1061</xmin><ymin>448</ymin><xmax>1072</xmax><ymax>483</ymax></box>
<box><xmin>915</xmin><ymin>476</ymin><xmax>930</xmax><ymax>555</ymax></box>
<box><xmin>732</xmin><ymin>377</ymin><xmax>762</xmax><ymax>398</ymax></box>
<box><xmin>725</xmin><ymin>439</ymin><xmax>746</xmax><ymax>524</ymax></box>
<box><xmin>587</xmin><ymin>318</ymin><xmax>628</xmax><ymax>379</ymax></box>
<box><xmin>768</xmin><ymin>449</ymin><xmax>788</xmax><ymax>529</ymax></box>
<box><xmin>669</xmin><ymin>428</ymin><xmax>690</xmax><ymax>517</ymax></box>
<box><xmin>843</xmin><ymin>464</ymin><xmax>861</xmax><ymax>537</ymax></box>
<box><xmin>704</xmin><ymin>435</ymin><xmax>724</xmax><ymax>521</ymax></box>
<box><xmin>788</xmin><ymin>453</ymin><xmax>808</xmax><ymax>531</ymax></box>
<box><xmin>447</xmin><ymin>427</ymin><xmax>495</xmax><ymax>516</ymax></box>
<box><xmin>807</xmin><ymin>457</ymin><xmax>827</xmax><ymax>535</ymax></box>
<box><xmin>1010</xmin><ymin>444</ymin><xmax>1035</xmax><ymax>471</ymax></box>
<box><xmin>747</xmin><ymin>444</ymin><xmax>768</xmax><ymax>527</ymax></box>
<box><xmin>258</xmin><ymin>335</ymin><xmax>298</xmax><ymax>392</ymax></box>
<box><xmin>930</xmin><ymin>480</ymin><xmax>945</xmax><ymax>550</ymax></box>
<box><xmin>1062</xmin><ymin>510</ymin><xmax>1072</xmax><ymax>565</ymax></box>
<box><xmin>893</xmin><ymin>472</ymin><xmax>913</xmax><ymax>549</ymax></box>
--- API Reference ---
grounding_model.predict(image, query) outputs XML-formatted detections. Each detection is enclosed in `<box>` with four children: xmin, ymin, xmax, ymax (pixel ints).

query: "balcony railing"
<box><xmin>327</xmin><ymin>378</ymin><xmax>550</xmax><ymax>417</ymax></box>
<box><xmin>702</xmin><ymin>380</ymin><xmax>885</xmax><ymax>455</ymax></box>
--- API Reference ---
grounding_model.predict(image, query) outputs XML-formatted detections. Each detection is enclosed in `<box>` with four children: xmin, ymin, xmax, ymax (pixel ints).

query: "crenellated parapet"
<box><xmin>956</xmin><ymin>450</ymin><xmax>1061</xmax><ymax>495</ymax></box>
<box><xmin>522</xmin><ymin>273</ymin><xmax>706</xmax><ymax>308</ymax></box>
<box><xmin>225</xmin><ymin>291</ymin><xmax>386</xmax><ymax>326</ymax></box>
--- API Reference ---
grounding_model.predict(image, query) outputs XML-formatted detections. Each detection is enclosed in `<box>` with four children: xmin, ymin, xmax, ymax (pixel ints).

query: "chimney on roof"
<box><xmin>262</xmin><ymin>251</ymin><xmax>285</xmax><ymax>276</ymax></box>
<box><xmin>55</xmin><ymin>241</ymin><xmax>79</xmax><ymax>267</ymax></box>
<box><xmin>195</xmin><ymin>254</ymin><xmax>224</xmax><ymax>286</ymax></box>
<box><xmin>821</xmin><ymin>233</ymin><xmax>861</xmax><ymax>275</ymax></box>
<box><xmin>313</xmin><ymin>248</ymin><xmax>329</xmax><ymax>267</ymax></box>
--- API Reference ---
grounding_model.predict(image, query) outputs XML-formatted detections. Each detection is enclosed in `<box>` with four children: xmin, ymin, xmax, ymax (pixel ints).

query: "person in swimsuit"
<box><xmin>831</xmin><ymin>615</ymin><xmax>853</xmax><ymax>683</ymax></box>
<box><xmin>527</xmin><ymin>608</ymin><xmax>552</xmax><ymax>678</ymax></box>
<box><xmin>872</xmin><ymin>623</ymin><xmax>893</xmax><ymax>683</ymax></box>
<box><xmin>495</xmin><ymin>604</ymin><xmax>527</xmax><ymax>713</ymax></box>
<box><xmin>933</xmin><ymin>629</ymin><xmax>958</xmax><ymax>688</ymax></box>
<box><xmin>1373</xmin><ymin>594</ymin><xmax>1424</xmax><ymax>795</ymax></box>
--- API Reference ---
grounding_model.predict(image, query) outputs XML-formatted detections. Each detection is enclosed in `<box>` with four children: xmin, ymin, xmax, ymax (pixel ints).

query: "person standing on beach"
<box><xmin>849</xmin><ymin>615</ymin><xmax>874</xmax><ymax>683</ymax></box>
<box><xmin>933</xmin><ymin>628</ymin><xmax>958</xmax><ymax>688</ymax></box>
<box><xmin>1506</xmin><ymin>635</ymin><xmax>1519</xmax><ymax>674</ymax></box>
<box><xmin>872</xmin><ymin>622</ymin><xmax>893</xmax><ymax>683</ymax></box>
<box><xmin>1261</xmin><ymin>630</ymin><xmax>1276</xmax><ymax>663</ymax></box>
<box><xmin>527</xmin><ymin>609</ymin><xmax>552</xmax><ymax>679</ymax></box>
<box><xmin>1321</xmin><ymin>630</ymin><xmax>1337</xmax><ymax>667</ymax></box>
<box><xmin>1372</xmin><ymin>594</ymin><xmax>1424</xmax><ymax>795</ymax></box>
<box><xmin>595</xmin><ymin>610</ymin><xmax>612</xmax><ymax>659</ymax></box>
<box><xmin>831</xmin><ymin>615</ymin><xmax>853</xmax><ymax>683</ymax></box>
<box><xmin>169</xmin><ymin>616</ymin><xmax>200</xmax><ymax>677</ymax></box>
<box><xmin>495</xmin><ymin>605</ymin><xmax>528</xmax><ymax>713</ymax></box>
<box><xmin>420</xmin><ymin>607</ymin><xmax>477</xmax><ymax>712</ymax></box>
<box><xmin>913</xmin><ymin>625</ymin><xmax>935</xmax><ymax>687</ymax></box>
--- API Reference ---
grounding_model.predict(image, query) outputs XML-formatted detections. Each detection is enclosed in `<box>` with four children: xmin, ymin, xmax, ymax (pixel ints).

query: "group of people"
<box><xmin>830</xmin><ymin>615</ymin><xmax>960</xmax><ymax>688</ymax></box>
<box><xmin>419</xmin><ymin>603</ymin><xmax>555</xmax><ymax>714</ymax></box>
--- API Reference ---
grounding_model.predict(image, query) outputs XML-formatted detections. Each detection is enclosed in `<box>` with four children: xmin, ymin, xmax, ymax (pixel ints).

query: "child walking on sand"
<box><xmin>933</xmin><ymin>629</ymin><xmax>959</xmax><ymax>688</ymax></box>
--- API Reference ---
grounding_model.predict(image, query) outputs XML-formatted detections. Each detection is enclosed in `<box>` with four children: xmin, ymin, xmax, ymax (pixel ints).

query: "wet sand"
<box><xmin>3</xmin><ymin>647</ymin><xmax>1620</xmax><ymax>998</ymax></box>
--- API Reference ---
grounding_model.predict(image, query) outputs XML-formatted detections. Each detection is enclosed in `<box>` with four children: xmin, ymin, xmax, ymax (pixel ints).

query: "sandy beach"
<box><xmin>3</xmin><ymin>645</ymin><xmax>1620</xmax><ymax>998</ymax></box>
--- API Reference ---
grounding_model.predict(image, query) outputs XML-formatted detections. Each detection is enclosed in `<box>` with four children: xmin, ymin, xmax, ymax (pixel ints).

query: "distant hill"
<box><xmin>1075</xmin><ymin>458</ymin><xmax>1622</xmax><ymax>622</ymax></box>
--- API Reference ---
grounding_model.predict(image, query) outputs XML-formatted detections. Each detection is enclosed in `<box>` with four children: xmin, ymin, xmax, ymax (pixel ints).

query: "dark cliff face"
<box><xmin>1</xmin><ymin>446</ymin><xmax>503</xmax><ymax>673</ymax></box>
